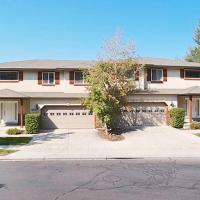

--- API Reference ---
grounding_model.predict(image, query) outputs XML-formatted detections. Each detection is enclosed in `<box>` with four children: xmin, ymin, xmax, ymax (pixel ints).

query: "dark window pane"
<box><xmin>43</xmin><ymin>72</ymin><xmax>49</xmax><ymax>84</ymax></box>
<box><xmin>185</xmin><ymin>70</ymin><xmax>200</xmax><ymax>78</ymax></box>
<box><xmin>126</xmin><ymin>70</ymin><xmax>134</xmax><ymax>79</ymax></box>
<box><xmin>75</xmin><ymin>71</ymin><xmax>84</xmax><ymax>84</ymax></box>
<box><xmin>49</xmin><ymin>73</ymin><xmax>55</xmax><ymax>84</ymax></box>
<box><xmin>152</xmin><ymin>69</ymin><xmax>163</xmax><ymax>81</ymax></box>
<box><xmin>0</xmin><ymin>71</ymin><xmax>18</xmax><ymax>80</ymax></box>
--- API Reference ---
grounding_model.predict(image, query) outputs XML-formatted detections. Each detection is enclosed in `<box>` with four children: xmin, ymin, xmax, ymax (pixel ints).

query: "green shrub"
<box><xmin>190</xmin><ymin>121</ymin><xmax>200</xmax><ymax>129</ymax></box>
<box><xmin>6</xmin><ymin>128</ymin><xmax>24</xmax><ymax>135</ymax></box>
<box><xmin>25</xmin><ymin>113</ymin><xmax>41</xmax><ymax>134</ymax></box>
<box><xmin>169</xmin><ymin>108</ymin><xmax>185</xmax><ymax>128</ymax></box>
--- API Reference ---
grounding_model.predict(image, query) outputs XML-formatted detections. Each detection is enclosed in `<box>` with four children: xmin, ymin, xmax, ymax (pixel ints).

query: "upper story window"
<box><xmin>184</xmin><ymin>69</ymin><xmax>200</xmax><ymax>79</ymax></box>
<box><xmin>126</xmin><ymin>69</ymin><xmax>135</xmax><ymax>79</ymax></box>
<box><xmin>0</xmin><ymin>71</ymin><xmax>19</xmax><ymax>81</ymax></box>
<box><xmin>151</xmin><ymin>69</ymin><xmax>163</xmax><ymax>82</ymax></box>
<box><xmin>74</xmin><ymin>71</ymin><xmax>86</xmax><ymax>84</ymax></box>
<box><xmin>42</xmin><ymin>72</ymin><xmax>55</xmax><ymax>85</ymax></box>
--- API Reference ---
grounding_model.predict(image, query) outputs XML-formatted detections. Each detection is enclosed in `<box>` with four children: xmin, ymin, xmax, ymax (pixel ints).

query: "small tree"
<box><xmin>186</xmin><ymin>21</ymin><xmax>200</xmax><ymax>62</ymax></box>
<box><xmin>83</xmin><ymin>31</ymin><xmax>141</xmax><ymax>131</ymax></box>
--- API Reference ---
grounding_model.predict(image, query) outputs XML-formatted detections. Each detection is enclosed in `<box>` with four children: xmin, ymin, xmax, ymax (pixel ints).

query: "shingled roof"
<box><xmin>135</xmin><ymin>57</ymin><xmax>200</xmax><ymax>67</ymax></box>
<box><xmin>0</xmin><ymin>57</ymin><xmax>200</xmax><ymax>69</ymax></box>
<box><xmin>0</xmin><ymin>89</ymin><xmax>28</xmax><ymax>98</ymax></box>
<box><xmin>0</xmin><ymin>60</ymin><xmax>95</xmax><ymax>70</ymax></box>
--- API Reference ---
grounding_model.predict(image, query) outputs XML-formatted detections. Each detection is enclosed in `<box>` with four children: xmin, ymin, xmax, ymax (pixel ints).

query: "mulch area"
<box><xmin>97</xmin><ymin>128</ymin><xmax>125</xmax><ymax>141</ymax></box>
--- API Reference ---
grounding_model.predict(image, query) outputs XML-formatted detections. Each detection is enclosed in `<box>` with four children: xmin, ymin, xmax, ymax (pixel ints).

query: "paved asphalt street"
<box><xmin>1</xmin><ymin>159</ymin><xmax>200</xmax><ymax>200</ymax></box>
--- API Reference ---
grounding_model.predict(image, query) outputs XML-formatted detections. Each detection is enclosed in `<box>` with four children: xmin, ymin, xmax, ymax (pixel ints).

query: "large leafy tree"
<box><xmin>83</xmin><ymin>31</ymin><xmax>141</xmax><ymax>130</ymax></box>
<box><xmin>186</xmin><ymin>21</ymin><xmax>200</xmax><ymax>62</ymax></box>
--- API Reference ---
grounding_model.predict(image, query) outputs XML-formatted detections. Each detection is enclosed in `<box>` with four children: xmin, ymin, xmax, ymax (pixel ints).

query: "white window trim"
<box><xmin>151</xmin><ymin>68</ymin><xmax>163</xmax><ymax>82</ymax></box>
<box><xmin>74</xmin><ymin>71</ymin><xmax>85</xmax><ymax>84</ymax></box>
<box><xmin>184</xmin><ymin>69</ymin><xmax>200</xmax><ymax>79</ymax></box>
<box><xmin>0</xmin><ymin>71</ymin><xmax>19</xmax><ymax>82</ymax></box>
<box><xmin>42</xmin><ymin>72</ymin><xmax>55</xmax><ymax>85</ymax></box>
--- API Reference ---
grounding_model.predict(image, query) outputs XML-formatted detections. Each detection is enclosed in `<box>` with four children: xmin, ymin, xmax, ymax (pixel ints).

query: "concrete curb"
<box><xmin>1</xmin><ymin>156</ymin><xmax>200</xmax><ymax>162</ymax></box>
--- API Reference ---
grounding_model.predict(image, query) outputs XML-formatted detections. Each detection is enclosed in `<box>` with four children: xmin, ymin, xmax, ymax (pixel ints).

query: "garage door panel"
<box><xmin>41</xmin><ymin>106</ymin><xmax>94</xmax><ymax>129</ymax></box>
<box><xmin>119</xmin><ymin>102</ymin><xmax>166</xmax><ymax>128</ymax></box>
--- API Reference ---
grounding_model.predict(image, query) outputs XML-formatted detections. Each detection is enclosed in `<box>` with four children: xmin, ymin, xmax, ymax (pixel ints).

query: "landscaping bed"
<box><xmin>0</xmin><ymin>149</ymin><xmax>17</xmax><ymax>156</ymax></box>
<box><xmin>97</xmin><ymin>128</ymin><xmax>125</xmax><ymax>141</ymax></box>
<box><xmin>0</xmin><ymin>137</ymin><xmax>32</xmax><ymax>145</ymax></box>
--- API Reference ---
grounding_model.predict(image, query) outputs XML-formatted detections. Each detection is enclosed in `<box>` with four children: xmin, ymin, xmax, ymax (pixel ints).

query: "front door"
<box><xmin>0</xmin><ymin>101</ymin><xmax>18</xmax><ymax>124</ymax></box>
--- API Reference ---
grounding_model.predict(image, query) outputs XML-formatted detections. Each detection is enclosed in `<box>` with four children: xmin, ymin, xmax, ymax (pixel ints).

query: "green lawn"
<box><xmin>195</xmin><ymin>133</ymin><xmax>200</xmax><ymax>137</ymax></box>
<box><xmin>0</xmin><ymin>137</ymin><xmax>32</xmax><ymax>145</ymax></box>
<box><xmin>0</xmin><ymin>149</ymin><xmax>17</xmax><ymax>156</ymax></box>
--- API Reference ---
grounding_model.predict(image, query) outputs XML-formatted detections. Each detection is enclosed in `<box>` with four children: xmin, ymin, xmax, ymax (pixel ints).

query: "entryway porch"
<box><xmin>0</xmin><ymin>89</ymin><xmax>30</xmax><ymax>128</ymax></box>
<box><xmin>178</xmin><ymin>95</ymin><xmax>200</xmax><ymax>124</ymax></box>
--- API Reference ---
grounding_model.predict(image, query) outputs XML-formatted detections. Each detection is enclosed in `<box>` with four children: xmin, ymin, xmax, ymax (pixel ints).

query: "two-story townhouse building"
<box><xmin>0</xmin><ymin>58</ymin><xmax>200</xmax><ymax>129</ymax></box>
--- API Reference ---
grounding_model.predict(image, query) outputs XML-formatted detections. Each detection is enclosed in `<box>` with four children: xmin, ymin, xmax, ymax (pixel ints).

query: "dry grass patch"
<box><xmin>97</xmin><ymin>128</ymin><xmax>125</xmax><ymax>141</ymax></box>
<box><xmin>0</xmin><ymin>149</ymin><xmax>17</xmax><ymax>156</ymax></box>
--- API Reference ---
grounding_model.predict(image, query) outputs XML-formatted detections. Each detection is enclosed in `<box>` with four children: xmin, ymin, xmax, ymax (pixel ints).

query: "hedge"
<box><xmin>25</xmin><ymin>113</ymin><xmax>41</xmax><ymax>134</ymax></box>
<box><xmin>6</xmin><ymin>128</ymin><xmax>24</xmax><ymax>135</ymax></box>
<box><xmin>169</xmin><ymin>108</ymin><xmax>185</xmax><ymax>128</ymax></box>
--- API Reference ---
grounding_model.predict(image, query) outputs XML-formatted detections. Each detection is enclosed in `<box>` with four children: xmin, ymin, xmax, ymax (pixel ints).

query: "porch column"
<box><xmin>189</xmin><ymin>95</ymin><xmax>193</xmax><ymax>123</ymax></box>
<box><xmin>164</xmin><ymin>104</ymin><xmax>169</xmax><ymax>125</ymax></box>
<box><xmin>20</xmin><ymin>99</ymin><xmax>23</xmax><ymax>128</ymax></box>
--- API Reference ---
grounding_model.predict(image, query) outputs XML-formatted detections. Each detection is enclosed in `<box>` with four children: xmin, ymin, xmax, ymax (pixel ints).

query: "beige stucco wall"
<box><xmin>30</xmin><ymin>98</ymin><xmax>82</xmax><ymax>112</ymax></box>
<box><xmin>0</xmin><ymin>68</ymin><xmax>199</xmax><ymax>92</ymax></box>
<box><xmin>128</xmin><ymin>94</ymin><xmax>178</xmax><ymax>107</ymax></box>
<box><xmin>0</xmin><ymin>70</ymin><xmax>88</xmax><ymax>93</ymax></box>
<box><xmin>146</xmin><ymin>68</ymin><xmax>200</xmax><ymax>89</ymax></box>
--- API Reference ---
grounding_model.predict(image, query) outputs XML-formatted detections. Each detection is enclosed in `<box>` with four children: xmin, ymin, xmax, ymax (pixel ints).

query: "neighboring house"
<box><xmin>0</xmin><ymin>58</ymin><xmax>200</xmax><ymax>129</ymax></box>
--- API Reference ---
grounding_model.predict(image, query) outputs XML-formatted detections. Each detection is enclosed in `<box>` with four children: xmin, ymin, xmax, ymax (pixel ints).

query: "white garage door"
<box><xmin>119</xmin><ymin>102</ymin><xmax>166</xmax><ymax>127</ymax></box>
<box><xmin>41</xmin><ymin>106</ymin><xmax>94</xmax><ymax>129</ymax></box>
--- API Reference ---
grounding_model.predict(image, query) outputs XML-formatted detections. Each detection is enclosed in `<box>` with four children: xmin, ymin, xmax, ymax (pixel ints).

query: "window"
<box><xmin>88</xmin><ymin>111</ymin><xmax>93</xmax><ymax>115</ymax></box>
<box><xmin>151</xmin><ymin>69</ymin><xmax>163</xmax><ymax>81</ymax></box>
<box><xmin>74</xmin><ymin>71</ymin><xmax>86</xmax><ymax>84</ymax></box>
<box><xmin>0</xmin><ymin>71</ymin><xmax>19</xmax><ymax>81</ymax></box>
<box><xmin>42</xmin><ymin>72</ymin><xmax>55</xmax><ymax>85</ymax></box>
<box><xmin>184</xmin><ymin>70</ymin><xmax>200</xmax><ymax>79</ymax></box>
<box><xmin>126</xmin><ymin>70</ymin><xmax>135</xmax><ymax>79</ymax></box>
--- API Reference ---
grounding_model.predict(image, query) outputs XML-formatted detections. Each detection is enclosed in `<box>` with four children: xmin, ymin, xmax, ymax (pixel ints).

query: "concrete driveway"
<box><xmin>2</xmin><ymin>126</ymin><xmax>200</xmax><ymax>159</ymax></box>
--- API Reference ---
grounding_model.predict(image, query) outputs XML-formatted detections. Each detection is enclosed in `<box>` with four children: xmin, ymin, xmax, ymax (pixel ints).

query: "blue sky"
<box><xmin>0</xmin><ymin>0</ymin><xmax>199</xmax><ymax>62</ymax></box>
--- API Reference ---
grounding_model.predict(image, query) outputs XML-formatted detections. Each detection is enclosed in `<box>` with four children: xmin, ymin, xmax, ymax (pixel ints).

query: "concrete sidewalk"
<box><xmin>1</xmin><ymin>126</ymin><xmax>200</xmax><ymax>160</ymax></box>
